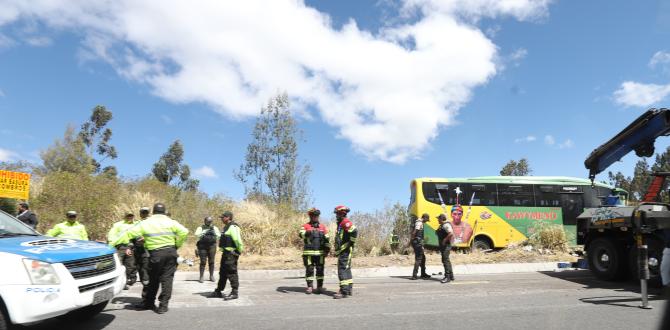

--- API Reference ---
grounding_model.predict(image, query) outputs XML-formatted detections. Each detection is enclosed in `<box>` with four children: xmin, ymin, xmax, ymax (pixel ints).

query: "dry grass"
<box><xmin>528</xmin><ymin>222</ymin><xmax>570</xmax><ymax>252</ymax></box>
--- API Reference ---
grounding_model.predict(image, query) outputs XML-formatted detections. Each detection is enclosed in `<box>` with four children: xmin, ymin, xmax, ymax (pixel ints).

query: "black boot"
<box><xmin>209</xmin><ymin>267</ymin><xmax>215</xmax><ymax>282</ymax></box>
<box><xmin>210</xmin><ymin>289</ymin><xmax>223</xmax><ymax>298</ymax></box>
<box><xmin>199</xmin><ymin>268</ymin><xmax>205</xmax><ymax>283</ymax></box>
<box><xmin>156</xmin><ymin>304</ymin><xmax>168</xmax><ymax>314</ymax></box>
<box><xmin>224</xmin><ymin>290</ymin><xmax>238</xmax><ymax>301</ymax></box>
<box><xmin>441</xmin><ymin>276</ymin><xmax>451</xmax><ymax>283</ymax></box>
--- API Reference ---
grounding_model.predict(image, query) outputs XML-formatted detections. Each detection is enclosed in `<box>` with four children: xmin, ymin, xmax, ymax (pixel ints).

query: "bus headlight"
<box><xmin>23</xmin><ymin>259</ymin><xmax>60</xmax><ymax>285</ymax></box>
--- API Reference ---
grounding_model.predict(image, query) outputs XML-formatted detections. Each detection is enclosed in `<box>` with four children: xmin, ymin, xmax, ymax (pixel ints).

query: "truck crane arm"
<box><xmin>584</xmin><ymin>108</ymin><xmax>670</xmax><ymax>182</ymax></box>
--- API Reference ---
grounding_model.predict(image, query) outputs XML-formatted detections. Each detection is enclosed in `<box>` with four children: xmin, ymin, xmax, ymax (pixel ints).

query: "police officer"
<box><xmin>333</xmin><ymin>205</ymin><xmax>357</xmax><ymax>299</ymax></box>
<box><xmin>107</xmin><ymin>211</ymin><xmax>138</xmax><ymax>289</ymax></box>
<box><xmin>211</xmin><ymin>211</ymin><xmax>244</xmax><ymax>301</ymax></box>
<box><xmin>17</xmin><ymin>202</ymin><xmax>38</xmax><ymax>229</ymax></box>
<box><xmin>114</xmin><ymin>203</ymin><xmax>188</xmax><ymax>314</ymax></box>
<box><xmin>46</xmin><ymin>211</ymin><xmax>88</xmax><ymax>240</ymax></box>
<box><xmin>299</xmin><ymin>208</ymin><xmax>330</xmax><ymax>294</ymax></box>
<box><xmin>410</xmin><ymin>213</ymin><xmax>430</xmax><ymax>280</ymax></box>
<box><xmin>436</xmin><ymin>213</ymin><xmax>455</xmax><ymax>283</ymax></box>
<box><xmin>134</xmin><ymin>207</ymin><xmax>151</xmax><ymax>286</ymax></box>
<box><xmin>195</xmin><ymin>216</ymin><xmax>220</xmax><ymax>283</ymax></box>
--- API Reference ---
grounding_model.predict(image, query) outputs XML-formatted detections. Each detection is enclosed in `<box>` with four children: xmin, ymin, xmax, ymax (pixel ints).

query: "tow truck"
<box><xmin>580</xmin><ymin>108</ymin><xmax>670</xmax><ymax>306</ymax></box>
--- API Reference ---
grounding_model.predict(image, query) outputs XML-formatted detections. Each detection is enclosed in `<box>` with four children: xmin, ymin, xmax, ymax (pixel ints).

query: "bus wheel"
<box><xmin>472</xmin><ymin>236</ymin><xmax>492</xmax><ymax>251</ymax></box>
<box><xmin>587</xmin><ymin>238</ymin><xmax>625</xmax><ymax>280</ymax></box>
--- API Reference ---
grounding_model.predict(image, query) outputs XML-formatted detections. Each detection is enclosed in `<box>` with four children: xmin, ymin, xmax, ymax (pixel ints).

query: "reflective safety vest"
<box><xmin>46</xmin><ymin>221</ymin><xmax>88</xmax><ymax>240</ymax></box>
<box><xmin>114</xmin><ymin>214</ymin><xmax>188</xmax><ymax>251</ymax></box>
<box><xmin>219</xmin><ymin>222</ymin><xmax>244</xmax><ymax>254</ymax></box>
<box><xmin>412</xmin><ymin>220</ymin><xmax>425</xmax><ymax>244</ymax></box>
<box><xmin>335</xmin><ymin>218</ymin><xmax>357</xmax><ymax>255</ymax></box>
<box><xmin>107</xmin><ymin>220</ymin><xmax>137</xmax><ymax>247</ymax></box>
<box><xmin>299</xmin><ymin>222</ymin><xmax>330</xmax><ymax>256</ymax></box>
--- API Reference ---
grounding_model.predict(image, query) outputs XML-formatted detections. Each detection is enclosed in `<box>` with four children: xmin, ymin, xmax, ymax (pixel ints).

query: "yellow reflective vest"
<box><xmin>114</xmin><ymin>214</ymin><xmax>188</xmax><ymax>250</ymax></box>
<box><xmin>107</xmin><ymin>220</ymin><xmax>137</xmax><ymax>247</ymax></box>
<box><xmin>47</xmin><ymin>221</ymin><xmax>88</xmax><ymax>240</ymax></box>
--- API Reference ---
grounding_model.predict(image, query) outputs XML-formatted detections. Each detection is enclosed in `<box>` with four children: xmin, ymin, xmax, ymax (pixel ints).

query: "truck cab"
<box><xmin>0</xmin><ymin>210</ymin><xmax>125</xmax><ymax>329</ymax></box>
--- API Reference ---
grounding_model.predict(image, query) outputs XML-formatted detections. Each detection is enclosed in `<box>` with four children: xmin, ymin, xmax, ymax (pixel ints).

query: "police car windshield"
<box><xmin>0</xmin><ymin>210</ymin><xmax>38</xmax><ymax>237</ymax></box>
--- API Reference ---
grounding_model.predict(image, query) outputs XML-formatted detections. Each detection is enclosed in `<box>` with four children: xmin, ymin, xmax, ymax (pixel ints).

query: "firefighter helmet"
<box><xmin>307</xmin><ymin>208</ymin><xmax>321</xmax><ymax>216</ymax></box>
<box><xmin>334</xmin><ymin>205</ymin><xmax>350</xmax><ymax>214</ymax></box>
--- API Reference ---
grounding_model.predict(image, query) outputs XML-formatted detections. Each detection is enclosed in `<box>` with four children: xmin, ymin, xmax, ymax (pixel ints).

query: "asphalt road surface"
<box><xmin>18</xmin><ymin>270</ymin><xmax>668</xmax><ymax>330</ymax></box>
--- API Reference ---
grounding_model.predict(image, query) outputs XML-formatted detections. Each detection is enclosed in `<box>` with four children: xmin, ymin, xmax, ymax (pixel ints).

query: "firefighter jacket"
<box><xmin>335</xmin><ymin>218</ymin><xmax>357</xmax><ymax>256</ymax></box>
<box><xmin>299</xmin><ymin>222</ymin><xmax>330</xmax><ymax>256</ymax></box>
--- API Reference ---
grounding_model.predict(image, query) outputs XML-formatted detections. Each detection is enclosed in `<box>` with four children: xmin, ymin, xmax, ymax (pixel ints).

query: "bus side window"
<box><xmin>498</xmin><ymin>184</ymin><xmax>535</xmax><ymax>207</ymax></box>
<box><xmin>421</xmin><ymin>182</ymin><xmax>442</xmax><ymax>205</ymax></box>
<box><xmin>535</xmin><ymin>185</ymin><xmax>560</xmax><ymax>207</ymax></box>
<box><xmin>470</xmin><ymin>184</ymin><xmax>497</xmax><ymax>206</ymax></box>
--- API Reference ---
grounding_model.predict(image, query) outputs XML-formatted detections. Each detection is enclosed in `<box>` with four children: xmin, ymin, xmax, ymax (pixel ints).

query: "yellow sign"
<box><xmin>0</xmin><ymin>170</ymin><xmax>30</xmax><ymax>200</ymax></box>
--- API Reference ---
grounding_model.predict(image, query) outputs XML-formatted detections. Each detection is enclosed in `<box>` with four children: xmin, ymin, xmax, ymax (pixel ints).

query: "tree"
<box><xmin>152</xmin><ymin>140</ymin><xmax>199</xmax><ymax>191</ymax></box>
<box><xmin>235</xmin><ymin>93</ymin><xmax>311</xmax><ymax>210</ymax></box>
<box><xmin>500</xmin><ymin>158</ymin><xmax>532</xmax><ymax>176</ymax></box>
<box><xmin>79</xmin><ymin>105</ymin><xmax>118</xmax><ymax>176</ymax></box>
<box><xmin>608</xmin><ymin>159</ymin><xmax>653</xmax><ymax>202</ymax></box>
<box><xmin>40</xmin><ymin>126</ymin><xmax>94</xmax><ymax>174</ymax></box>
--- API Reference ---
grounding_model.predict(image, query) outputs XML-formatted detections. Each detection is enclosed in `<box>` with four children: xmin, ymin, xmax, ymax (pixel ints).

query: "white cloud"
<box><xmin>194</xmin><ymin>166</ymin><xmax>218</xmax><ymax>179</ymax></box>
<box><xmin>160</xmin><ymin>115</ymin><xmax>173</xmax><ymax>125</ymax></box>
<box><xmin>649</xmin><ymin>51</ymin><xmax>670</xmax><ymax>73</ymax></box>
<box><xmin>509</xmin><ymin>48</ymin><xmax>528</xmax><ymax>66</ymax></box>
<box><xmin>613</xmin><ymin>81</ymin><xmax>670</xmax><ymax>107</ymax></box>
<box><xmin>0</xmin><ymin>0</ymin><xmax>552</xmax><ymax>163</ymax></box>
<box><xmin>514</xmin><ymin>135</ymin><xmax>536</xmax><ymax>143</ymax></box>
<box><xmin>0</xmin><ymin>88</ymin><xmax>4</xmax><ymax>97</ymax></box>
<box><xmin>0</xmin><ymin>147</ymin><xmax>18</xmax><ymax>161</ymax></box>
<box><xmin>544</xmin><ymin>135</ymin><xmax>555</xmax><ymax>145</ymax></box>
<box><xmin>25</xmin><ymin>36</ymin><xmax>51</xmax><ymax>47</ymax></box>
<box><xmin>558</xmin><ymin>139</ymin><xmax>573</xmax><ymax>149</ymax></box>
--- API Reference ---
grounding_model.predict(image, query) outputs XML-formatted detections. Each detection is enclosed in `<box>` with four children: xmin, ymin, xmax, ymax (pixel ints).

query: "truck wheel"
<box><xmin>587</xmin><ymin>238</ymin><xmax>626</xmax><ymax>280</ymax></box>
<box><xmin>628</xmin><ymin>237</ymin><xmax>664</xmax><ymax>287</ymax></box>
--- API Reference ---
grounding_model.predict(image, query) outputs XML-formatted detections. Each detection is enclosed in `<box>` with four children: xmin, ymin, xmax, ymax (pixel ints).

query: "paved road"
<box><xmin>19</xmin><ymin>270</ymin><xmax>667</xmax><ymax>330</ymax></box>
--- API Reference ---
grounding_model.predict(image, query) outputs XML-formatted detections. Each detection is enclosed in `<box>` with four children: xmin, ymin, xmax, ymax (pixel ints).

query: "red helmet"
<box><xmin>307</xmin><ymin>208</ymin><xmax>321</xmax><ymax>216</ymax></box>
<box><xmin>334</xmin><ymin>205</ymin><xmax>350</xmax><ymax>214</ymax></box>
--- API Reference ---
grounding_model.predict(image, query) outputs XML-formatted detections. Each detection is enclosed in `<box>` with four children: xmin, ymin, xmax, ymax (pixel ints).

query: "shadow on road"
<box><xmin>539</xmin><ymin>270</ymin><xmax>665</xmax><ymax>308</ymax></box>
<box><xmin>110</xmin><ymin>296</ymin><xmax>145</xmax><ymax>310</ymax></box>
<box><xmin>275</xmin><ymin>286</ymin><xmax>337</xmax><ymax>297</ymax></box>
<box><xmin>16</xmin><ymin>313</ymin><xmax>115</xmax><ymax>330</ymax></box>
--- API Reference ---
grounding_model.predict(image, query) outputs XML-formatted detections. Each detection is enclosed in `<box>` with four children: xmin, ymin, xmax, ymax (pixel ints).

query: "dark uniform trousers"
<box><xmin>134</xmin><ymin>245</ymin><xmax>150</xmax><ymax>284</ymax></box>
<box><xmin>303</xmin><ymin>255</ymin><xmax>325</xmax><ymax>287</ymax></box>
<box><xmin>440</xmin><ymin>245</ymin><xmax>454</xmax><ymax>279</ymax></box>
<box><xmin>198</xmin><ymin>245</ymin><xmax>217</xmax><ymax>275</ymax></box>
<box><xmin>337</xmin><ymin>249</ymin><xmax>353</xmax><ymax>295</ymax></box>
<box><xmin>116</xmin><ymin>245</ymin><xmax>136</xmax><ymax>284</ymax></box>
<box><xmin>412</xmin><ymin>240</ymin><xmax>427</xmax><ymax>276</ymax></box>
<box><xmin>217</xmin><ymin>252</ymin><xmax>239</xmax><ymax>292</ymax></box>
<box><xmin>143</xmin><ymin>247</ymin><xmax>178</xmax><ymax>307</ymax></box>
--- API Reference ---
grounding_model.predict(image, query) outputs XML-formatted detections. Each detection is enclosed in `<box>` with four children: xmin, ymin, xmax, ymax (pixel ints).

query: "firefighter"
<box><xmin>333</xmin><ymin>205</ymin><xmax>357</xmax><ymax>299</ymax></box>
<box><xmin>299</xmin><ymin>208</ymin><xmax>330</xmax><ymax>294</ymax></box>
<box><xmin>211</xmin><ymin>211</ymin><xmax>244</xmax><ymax>301</ymax></box>
<box><xmin>113</xmin><ymin>203</ymin><xmax>189</xmax><ymax>314</ymax></box>
<box><xmin>410</xmin><ymin>213</ymin><xmax>431</xmax><ymax>280</ymax></box>
<box><xmin>195</xmin><ymin>216</ymin><xmax>220</xmax><ymax>283</ymax></box>
<box><xmin>134</xmin><ymin>207</ymin><xmax>151</xmax><ymax>286</ymax></box>
<box><xmin>107</xmin><ymin>211</ymin><xmax>138</xmax><ymax>289</ymax></box>
<box><xmin>436</xmin><ymin>213</ymin><xmax>455</xmax><ymax>283</ymax></box>
<box><xmin>46</xmin><ymin>211</ymin><xmax>88</xmax><ymax>240</ymax></box>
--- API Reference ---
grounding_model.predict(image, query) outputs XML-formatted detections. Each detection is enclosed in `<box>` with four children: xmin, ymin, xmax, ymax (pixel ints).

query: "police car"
<box><xmin>0</xmin><ymin>210</ymin><xmax>125</xmax><ymax>329</ymax></box>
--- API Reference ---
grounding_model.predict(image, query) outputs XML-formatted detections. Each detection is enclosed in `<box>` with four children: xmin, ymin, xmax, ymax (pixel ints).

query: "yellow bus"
<box><xmin>408</xmin><ymin>176</ymin><xmax>626</xmax><ymax>249</ymax></box>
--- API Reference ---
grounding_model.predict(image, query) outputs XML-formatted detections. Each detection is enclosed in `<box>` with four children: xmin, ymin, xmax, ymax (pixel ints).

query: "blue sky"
<box><xmin>1</xmin><ymin>0</ymin><xmax>670</xmax><ymax>213</ymax></box>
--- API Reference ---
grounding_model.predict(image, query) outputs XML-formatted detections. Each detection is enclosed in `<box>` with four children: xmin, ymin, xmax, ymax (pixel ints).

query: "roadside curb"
<box><xmin>175</xmin><ymin>261</ymin><xmax>569</xmax><ymax>281</ymax></box>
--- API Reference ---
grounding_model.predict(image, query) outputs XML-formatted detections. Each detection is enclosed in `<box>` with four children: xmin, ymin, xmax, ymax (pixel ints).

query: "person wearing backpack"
<box><xmin>195</xmin><ymin>216</ymin><xmax>221</xmax><ymax>283</ymax></box>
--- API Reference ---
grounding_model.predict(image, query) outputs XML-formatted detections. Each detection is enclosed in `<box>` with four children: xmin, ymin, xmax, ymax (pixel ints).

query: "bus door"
<box><xmin>560</xmin><ymin>186</ymin><xmax>584</xmax><ymax>245</ymax></box>
<box><xmin>559</xmin><ymin>186</ymin><xmax>584</xmax><ymax>225</ymax></box>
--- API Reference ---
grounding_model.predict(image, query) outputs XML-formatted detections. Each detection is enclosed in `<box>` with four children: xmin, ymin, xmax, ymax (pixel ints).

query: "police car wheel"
<box><xmin>0</xmin><ymin>307</ymin><xmax>7</xmax><ymax>330</ymax></box>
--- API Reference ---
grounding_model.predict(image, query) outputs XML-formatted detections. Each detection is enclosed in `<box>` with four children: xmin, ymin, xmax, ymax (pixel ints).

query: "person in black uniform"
<box><xmin>133</xmin><ymin>207</ymin><xmax>151</xmax><ymax>288</ymax></box>
<box><xmin>411</xmin><ymin>213</ymin><xmax>431</xmax><ymax>280</ymax></box>
<box><xmin>436</xmin><ymin>213</ymin><xmax>455</xmax><ymax>283</ymax></box>
<box><xmin>17</xmin><ymin>202</ymin><xmax>38</xmax><ymax>229</ymax></box>
<box><xmin>195</xmin><ymin>216</ymin><xmax>220</xmax><ymax>283</ymax></box>
<box><xmin>211</xmin><ymin>211</ymin><xmax>244</xmax><ymax>301</ymax></box>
